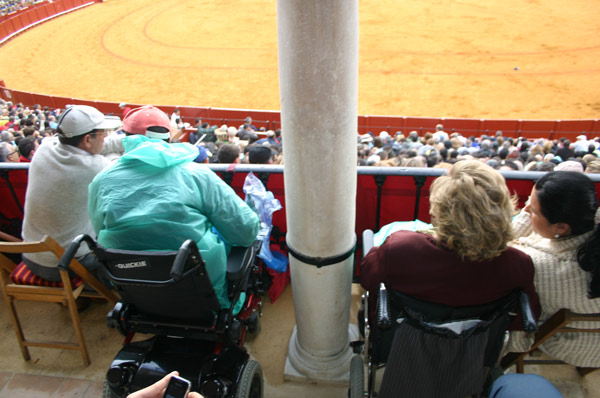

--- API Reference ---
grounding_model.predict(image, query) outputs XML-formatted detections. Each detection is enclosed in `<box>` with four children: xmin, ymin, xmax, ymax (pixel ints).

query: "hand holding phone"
<box><xmin>163</xmin><ymin>375</ymin><xmax>191</xmax><ymax>398</ymax></box>
<box><xmin>127</xmin><ymin>372</ymin><xmax>202</xmax><ymax>398</ymax></box>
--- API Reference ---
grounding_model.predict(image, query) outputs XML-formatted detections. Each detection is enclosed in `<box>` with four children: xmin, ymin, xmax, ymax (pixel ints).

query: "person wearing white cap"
<box><xmin>21</xmin><ymin>105</ymin><xmax>123</xmax><ymax>285</ymax></box>
<box><xmin>573</xmin><ymin>134</ymin><xmax>589</xmax><ymax>154</ymax></box>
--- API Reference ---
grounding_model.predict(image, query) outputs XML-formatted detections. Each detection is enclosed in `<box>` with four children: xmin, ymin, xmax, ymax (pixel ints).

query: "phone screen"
<box><xmin>163</xmin><ymin>375</ymin><xmax>191</xmax><ymax>398</ymax></box>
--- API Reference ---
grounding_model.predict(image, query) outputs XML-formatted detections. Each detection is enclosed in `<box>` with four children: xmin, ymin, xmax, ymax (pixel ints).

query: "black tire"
<box><xmin>349</xmin><ymin>355</ymin><xmax>364</xmax><ymax>398</ymax></box>
<box><xmin>235</xmin><ymin>360</ymin><xmax>263</xmax><ymax>398</ymax></box>
<box><xmin>102</xmin><ymin>381</ymin><xmax>122</xmax><ymax>398</ymax></box>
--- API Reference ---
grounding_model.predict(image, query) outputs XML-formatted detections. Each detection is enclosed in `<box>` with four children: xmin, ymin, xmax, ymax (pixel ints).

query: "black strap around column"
<box><xmin>286</xmin><ymin>235</ymin><xmax>356</xmax><ymax>268</ymax></box>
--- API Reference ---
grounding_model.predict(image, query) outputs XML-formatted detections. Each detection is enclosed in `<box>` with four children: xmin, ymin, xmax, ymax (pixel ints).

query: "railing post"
<box><xmin>221</xmin><ymin>171</ymin><xmax>234</xmax><ymax>187</ymax></box>
<box><xmin>0</xmin><ymin>169</ymin><xmax>23</xmax><ymax>213</ymax></box>
<box><xmin>374</xmin><ymin>175</ymin><xmax>386</xmax><ymax>231</ymax></box>
<box><xmin>256</xmin><ymin>172</ymin><xmax>270</xmax><ymax>191</ymax></box>
<box><xmin>413</xmin><ymin>175</ymin><xmax>426</xmax><ymax>221</ymax></box>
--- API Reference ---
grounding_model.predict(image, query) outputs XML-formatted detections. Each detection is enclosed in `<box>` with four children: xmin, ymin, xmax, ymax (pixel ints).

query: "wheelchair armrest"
<box><xmin>377</xmin><ymin>283</ymin><xmax>392</xmax><ymax>329</ymax></box>
<box><xmin>519</xmin><ymin>291</ymin><xmax>538</xmax><ymax>333</ymax></box>
<box><xmin>58</xmin><ymin>234</ymin><xmax>97</xmax><ymax>271</ymax></box>
<box><xmin>226</xmin><ymin>243</ymin><xmax>257</xmax><ymax>282</ymax></box>
<box><xmin>362</xmin><ymin>229</ymin><xmax>374</xmax><ymax>258</ymax></box>
<box><xmin>170</xmin><ymin>239</ymin><xmax>202</xmax><ymax>281</ymax></box>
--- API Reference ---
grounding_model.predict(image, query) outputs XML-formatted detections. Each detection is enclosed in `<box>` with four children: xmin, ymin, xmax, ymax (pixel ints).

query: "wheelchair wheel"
<box><xmin>247</xmin><ymin>312</ymin><xmax>261</xmax><ymax>334</ymax></box>
<box><xmin>102</xmin><ymin>381</ymin><xmax>123</xmax><ymax>398</ymax></box>
<box><xmin>349</xmin><ymin>355</ymin><xmax>364</xmax><ymax>398</ymax></box>
<box><xmin>235</xmin><ymin>359</ymin><xmax>263</xmax><ymax>398</ymax></box>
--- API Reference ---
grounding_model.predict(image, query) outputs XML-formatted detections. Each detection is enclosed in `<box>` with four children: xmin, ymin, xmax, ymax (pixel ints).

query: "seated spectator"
<box><xmin>573</xmin><ymin>134</ymin><xmax>589</xmax><ymax>156</ymax></box>
<box><xmin>401</xmin><ymin>155</ymin><xmax>426</xmax><ymax>167</ymax></box>
<box><xmin>21</xmin><ymin>105</ymin><xmax>123</xmax><ymax>285</ymax></box>
<box><xmin>499</xmin><ymin>160</ymin><xmax>520</xmax><ymax>171</ymax></box>
<box><xmin>554</xmin><ymin>160</ymin><xmax>584</xmax><ymax>172</ymax></box>
<box><xmin>508</xmin><ymin>171</ymin><xmax>600</xmax><ymax>367</ymax></box>
<box><xmin>432</xmin><ymin>123</ymin><xmax>449</xmax><ymax>143</ymax></box>
<box><xmin>193</xmin><ymin>145</ymin><xmax>210</xmax><ymax>164</ymax></box>
<box><xmin>535</xmin><ymin>161</ymin><xmax>554</xmax><ymax>172</ymax></box>
<box><xmin>88</xmin><ymin>105</ymin><xmax>260</xmax><ymax>312</ymax></box>
<box><xmin>194</xmin><ymin>122</ymin><xmax>217</xmax><ymax>144</ymax></box>
<box><xmin>17</xmin><ymin>135</ymin><xmax>38</xmax><ymax>162</ymax></box>
<box><xmin>0</xmin><ymin>141</ymin><xmax>19</xmax><ymax>162</ymax></box>
<box><xmin>242</xmin><ymin>116</ymin><xmax>257</xmax><ymax>131</ymax></box>
<box><xmin>226</xmin><ymin>126</ymin><xmax>239</xmax><ymax>143</ymax></box>
<box><xmin>248</xmin><ymin>145</ymin><xmax>274</xmax><ymax>164</ymax></box>
<box><xmin>170</xmin><ymin>117</ymin><xmax>186</xmax><ymax>142</ymax></box>
<box><xmin>0</xmin><ymin>130</ymin><xmax>15</xmax><ymax>145</ymax></box>
<box><xmin>360</xmin><ymin>160</ymin><xmax>540</xmax><ymax>328</ymax></box>
<box><xmin>237</xmin><ymin>123</ymin><xmax>259</xmax><ymax>143</ymax></box>
<box><xmin>255</xmin><ymin>130</ymin><xmax>279</xmax><ymax>147</ymax></box>
<box><xmin>217</xmin><ymin>143</ymin><xmax>241</xmax><ymax>164</ymax></box>
<box><xmin>585</xmin><ymin>159</ymin><xmax>600</xmax><ymax>174</ymax></box>
<box><xmin>582</xmin><ymin>153</ymin><xmax>597</xmax><ymax>167</ymax></box>
<box><xmin>556</xmin><ymin>138</ymin><xmax>575</xmax><ymax>160</ymax></box>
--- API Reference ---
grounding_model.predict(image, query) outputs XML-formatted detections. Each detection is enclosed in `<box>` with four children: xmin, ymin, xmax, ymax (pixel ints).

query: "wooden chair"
<box><xmin>0</xmin><ymin>235</ymin><xmax>119</xmax><ymax>366</ymax></box>
<box><xmin>501</xmin><ymin>308</ymin><xmax>600</xmax><ymax>376</ymax></box>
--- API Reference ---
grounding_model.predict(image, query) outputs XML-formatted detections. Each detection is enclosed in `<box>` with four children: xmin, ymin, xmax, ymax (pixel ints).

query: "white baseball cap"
<box><xmin>57</xmin><ymin>105</ymin><xmax>122</xmax><ymax>138</ymax></box>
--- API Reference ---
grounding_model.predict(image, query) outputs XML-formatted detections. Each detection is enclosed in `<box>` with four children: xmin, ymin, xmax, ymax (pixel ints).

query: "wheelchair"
<box><xmin>349</xmin><ymin>230</ymin><xmax>538</xmax><ymax>398</ymax></box>
<box><xmin>61</xmin><ymin>234</ymin><xmax>267</xmax><ymax>398</ymax></box>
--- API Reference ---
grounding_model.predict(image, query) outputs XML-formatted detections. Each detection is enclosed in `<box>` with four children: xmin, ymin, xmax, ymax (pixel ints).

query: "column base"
<box><xmin>284</xmin><ymin>324</ymin><xmax>359</xmax><ymax>384</ymax></box>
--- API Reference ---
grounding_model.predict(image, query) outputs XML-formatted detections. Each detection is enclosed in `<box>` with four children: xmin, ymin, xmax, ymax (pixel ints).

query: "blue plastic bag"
<box><xmin>243</xmin><ymin>172</ymin><xmax>288</xmax><ymax>272</ymax></box>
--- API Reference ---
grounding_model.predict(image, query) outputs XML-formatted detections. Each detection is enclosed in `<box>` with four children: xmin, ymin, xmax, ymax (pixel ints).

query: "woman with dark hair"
<box><xmin>509</xmin><ymin>171</ymin><xmax>600</xmax><ymax>367</ymax></box>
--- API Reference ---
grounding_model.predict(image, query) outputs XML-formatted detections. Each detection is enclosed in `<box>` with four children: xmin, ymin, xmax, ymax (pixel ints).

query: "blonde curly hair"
<box><xmin>429</xmin><ymin>160</ymin><xmax>516</xmax><ymax>261</ymax></box>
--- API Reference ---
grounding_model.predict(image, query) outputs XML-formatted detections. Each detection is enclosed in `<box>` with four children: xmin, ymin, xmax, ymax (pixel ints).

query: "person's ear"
<box><xmin>553</xmin><ymin>222</ymin><xmax>571</xmax><ymax>238</ymax></box>
<box><xmin>77</xmin><ymin>134</ymin><xmax>93</xmax><ymax>151</ymax></box>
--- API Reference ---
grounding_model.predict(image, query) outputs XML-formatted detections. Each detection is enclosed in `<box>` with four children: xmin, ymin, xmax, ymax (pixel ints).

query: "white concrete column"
<box><xmin>277</xmin><ymin>0</ymin><xmax>359</xmax><ymax>382</ymax></box>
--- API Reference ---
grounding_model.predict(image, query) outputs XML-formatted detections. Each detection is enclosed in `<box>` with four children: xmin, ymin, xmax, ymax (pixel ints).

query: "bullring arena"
<box><xmin>1</xmin><ymin>0</ymin><xmax>600</xmax><ymax>122</ymax></box>
<box><xmin>1</xmin><ymin>1</ymin><xmax>600</xmax><ymax>397</ymax></box>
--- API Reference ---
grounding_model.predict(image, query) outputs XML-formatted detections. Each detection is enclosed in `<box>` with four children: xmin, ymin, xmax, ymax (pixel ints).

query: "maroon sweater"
<box><xmin>360</xmin><ymin>231</ymin><xmax>540</xmax><ymax>330</ymax></box>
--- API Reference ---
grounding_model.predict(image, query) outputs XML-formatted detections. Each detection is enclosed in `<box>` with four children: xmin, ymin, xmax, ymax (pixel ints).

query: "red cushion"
<box><xmin>9</xmin><ymin>262</ymin><xmax>83</xmax><ymax>288</ymax></box>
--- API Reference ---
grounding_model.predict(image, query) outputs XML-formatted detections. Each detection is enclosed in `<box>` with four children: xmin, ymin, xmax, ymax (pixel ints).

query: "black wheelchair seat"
<box><xmin>61</xmin><ymin>235</ymin><xmax>265</xmax><ymax>398</ymax></box>
<box><xmin>350</xmin><ymin>229</ymin><xmax>538</xmax><ymax>398</ymax></box>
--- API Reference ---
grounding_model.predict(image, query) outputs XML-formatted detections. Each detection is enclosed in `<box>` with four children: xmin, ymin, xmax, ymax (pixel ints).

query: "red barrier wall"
<box><xmin>0</xmin><ymin>0</ymin><xmax>92</xmax><ymax>45</ymax></box>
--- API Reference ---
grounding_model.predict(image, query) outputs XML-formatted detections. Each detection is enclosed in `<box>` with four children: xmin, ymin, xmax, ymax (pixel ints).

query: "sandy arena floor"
<box><xmin>0</xmin><ymin>0</ymin><xmax>598</xmax><ymax>120</ymax></box>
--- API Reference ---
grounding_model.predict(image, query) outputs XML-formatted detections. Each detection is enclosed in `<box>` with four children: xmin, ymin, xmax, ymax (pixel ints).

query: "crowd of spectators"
<box><xmin>188</xmin><ymin>116</ymin><xmax>283</xmax><ymax>166</ymax></box>
<box><xmin>171</xmin><ymin>117</ymin><xmax>600</xmax><ymax>174</ymax></box>
<box><xmin>358</xmin><ymin>124</ymin><xmax>600</xmax><ymax>174</ymax></box>
<box><xmin>2</xmin><ymin>100</ymin><xmax>600</xmax><ymax>175</ymax></box>
<box><xmin>0</xmin><ymin>100</ymin><xmax>61</xmax><ymax>162</ymax></box>
<box><xmin>0</xmin><ymin>0</ymin><xmax>45</xmax><ymax>16</ymax></box>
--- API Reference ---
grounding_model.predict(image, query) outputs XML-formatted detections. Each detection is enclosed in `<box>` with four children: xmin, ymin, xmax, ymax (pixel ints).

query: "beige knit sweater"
<box><xmin>507</xmin><ymin>209</ymin><xmax>600</xmax><ymax>367</ymax></box>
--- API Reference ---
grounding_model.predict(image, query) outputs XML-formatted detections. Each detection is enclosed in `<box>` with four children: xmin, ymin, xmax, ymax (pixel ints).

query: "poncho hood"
<box><xmin>121</xmin><ymin>135</ymin><xmax>198</xmax><ymax>168</ymax></box>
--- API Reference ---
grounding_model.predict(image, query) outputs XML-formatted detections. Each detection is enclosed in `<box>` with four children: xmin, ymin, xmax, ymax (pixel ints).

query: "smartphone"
<box><xmin>163</xmin><ymin>375</ymin><xmax>191</xmax><ymax>398</ymax></box>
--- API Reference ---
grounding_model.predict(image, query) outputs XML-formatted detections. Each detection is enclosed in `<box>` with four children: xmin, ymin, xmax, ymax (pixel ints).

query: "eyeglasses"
<box><xmin>89</xmin><ymin>130</ymin><xmax>108</xmax><ymax>137</ymax></box>
<box><xmin>8</xmin><ymin>150</ymin><xmax>18</xmax><ymax>157</ymax></box>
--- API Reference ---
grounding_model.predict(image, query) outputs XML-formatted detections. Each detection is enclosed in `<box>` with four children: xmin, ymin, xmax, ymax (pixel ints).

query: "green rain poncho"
<box><xmin>88</xmin><ymin>135</ymin><xmax>260</xmax><ymax>311</ymax></box>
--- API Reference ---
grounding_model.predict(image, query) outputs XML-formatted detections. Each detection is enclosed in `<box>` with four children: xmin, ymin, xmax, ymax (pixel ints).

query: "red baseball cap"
<box><xmin>122</xmin><ymin>106</ymin><xmax>171</xmax><ymax>140</ymax></box>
